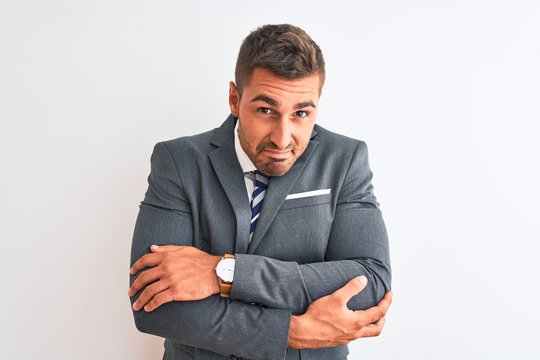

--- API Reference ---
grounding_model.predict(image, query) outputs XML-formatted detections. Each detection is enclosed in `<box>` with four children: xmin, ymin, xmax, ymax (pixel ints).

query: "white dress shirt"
<box><xmin>234</xmin><ymin>120</ymin><xmax>258</xmax><ymax>201</ymax></box>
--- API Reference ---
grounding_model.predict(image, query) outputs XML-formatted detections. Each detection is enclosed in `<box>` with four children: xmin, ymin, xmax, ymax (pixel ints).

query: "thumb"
<box><xmin>332</xmin><ymin>276</ymin><xmax>368</xmax><ymax>303</ymax></box>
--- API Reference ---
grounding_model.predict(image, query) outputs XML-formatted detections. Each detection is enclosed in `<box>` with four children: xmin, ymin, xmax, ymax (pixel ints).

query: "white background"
<box><xmin>1</xmin><ymin>1</ymin><xmax>539</xmax><ymax>359</ymax></box>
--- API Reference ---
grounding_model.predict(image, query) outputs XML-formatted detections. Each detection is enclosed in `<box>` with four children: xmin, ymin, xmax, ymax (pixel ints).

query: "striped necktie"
<box><xmin>248</xmin><ymin>171</ymin><xmax>269</xmax><ymax>241</ymax></box>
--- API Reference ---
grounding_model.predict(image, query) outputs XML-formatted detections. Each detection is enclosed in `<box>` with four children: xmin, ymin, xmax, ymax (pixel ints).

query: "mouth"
<box><xmin>262</xmin><ymin>149</ymin><xmax>292</xmax><ymax>159</ymax></box>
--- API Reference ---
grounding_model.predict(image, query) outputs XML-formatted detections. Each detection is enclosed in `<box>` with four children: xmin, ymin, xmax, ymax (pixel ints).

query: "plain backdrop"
<box><xmin>1</xmin><ymin>1</ymin><xmax>539</xmax><ymax>359</ymax></box>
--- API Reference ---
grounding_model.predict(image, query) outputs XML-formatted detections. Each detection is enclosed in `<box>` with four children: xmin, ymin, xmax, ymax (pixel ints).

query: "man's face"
<box><xmin>229</xmin><ymin>67</ymin><xmax>320</xmax><ymax>177</ymax></box>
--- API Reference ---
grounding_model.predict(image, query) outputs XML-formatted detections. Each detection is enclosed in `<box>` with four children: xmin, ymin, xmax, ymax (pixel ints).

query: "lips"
<box><xmin>263</xmin><ymin>149</ymin><xmax>291</xmax><ymax>159</ymax></box>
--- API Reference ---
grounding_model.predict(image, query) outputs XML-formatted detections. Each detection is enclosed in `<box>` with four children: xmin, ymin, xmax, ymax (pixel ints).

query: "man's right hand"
<box><xmin>287</xmin><ymin>276</ymin><xmax>393</xmax><ymax>349</ymax></box>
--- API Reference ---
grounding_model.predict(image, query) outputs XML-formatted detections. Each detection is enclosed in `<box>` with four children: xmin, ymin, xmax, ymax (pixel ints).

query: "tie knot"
<box><xmin>252</xmin><ymin>170</ymin><xmax>269</xmax><ymax>188</ymax></box>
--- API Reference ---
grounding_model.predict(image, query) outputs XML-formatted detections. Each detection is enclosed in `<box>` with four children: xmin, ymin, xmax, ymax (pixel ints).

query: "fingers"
<box><xmin>128</xmin><ymin>267</ymin><xmax>161</xmax><ymax>296</ymax></box>
<box><xmin>375</xmin><ymin>291</ymin><xmax>393</xmax><ymax>314</ymax></box>
<box><xmin>130</xmin><ymin>245</ymin><xmax>187</xmax><ymax>274</ymax></box>
<box><xmin>129</xmin><ymin>252</ymin><xmax>162</xmax><ymax>275</ymax></box>
<box><xmin>355</xmin><ymin>291</ymin><xmax>393</xmax><ymax>326</ymax></box>
<box><xmin>144</xmin><ymin>290</ymin><xmax>175</xmax><ymax>312</ymax></box>
<box><xmin>331</xmin><ymin>276</ymin><xmax>368</xmax><ymax>304</ymax></box>
<box><xmin>132</xmin><ymin>280</ymin><xmax>169</xmax><ymax>311</ymax></box>
<box><xmin>354</xmin><ymin>316</ymin><xmax>386</xmax><ymax>338</ymax></box>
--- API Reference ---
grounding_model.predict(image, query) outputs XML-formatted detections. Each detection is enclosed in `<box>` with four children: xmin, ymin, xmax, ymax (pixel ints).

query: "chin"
<box><xmin>260</xmin><ymin>160</ymin><xmax>295</xmax><ymax>177</ymax></box>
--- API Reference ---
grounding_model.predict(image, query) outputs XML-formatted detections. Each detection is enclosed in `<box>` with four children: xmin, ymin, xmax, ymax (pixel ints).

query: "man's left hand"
<box><xmin>128</xmin><ymin>245</ymin><xmax>221</xmax><ymax>312</ymax></box>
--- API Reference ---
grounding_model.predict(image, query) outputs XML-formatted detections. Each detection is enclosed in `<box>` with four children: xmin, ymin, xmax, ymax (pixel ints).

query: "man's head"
<box><xmin>229</xmin><ymin>24</ymin><xmax>326</xmax><ymax>177</ymax></box>
<box><xmin>234</xmin><ymin>24</ymin><xmax>325</xmax><ymax>96</ymax></box>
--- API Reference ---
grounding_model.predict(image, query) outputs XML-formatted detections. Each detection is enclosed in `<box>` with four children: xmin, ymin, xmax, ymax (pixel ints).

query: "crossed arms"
<box><xmin>128</xmin><ymin>141</ymin><xmax>392</xmax><ymax>359</ymax></box>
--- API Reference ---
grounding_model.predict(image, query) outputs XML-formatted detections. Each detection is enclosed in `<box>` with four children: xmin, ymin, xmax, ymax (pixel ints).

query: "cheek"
<box><xmin>244</xmin><ymin>124</ymin><xmax>270</xmax><ymax>145</ymax></box>
<box><xmin>239</xmin><ymin>122</ymin><xmax>263</xmax><ymax>150</ymax></box>
<box><xmin>293</xmin><ymin>127</ymin><xmax>315</xmax><ymax>148</ymax></box>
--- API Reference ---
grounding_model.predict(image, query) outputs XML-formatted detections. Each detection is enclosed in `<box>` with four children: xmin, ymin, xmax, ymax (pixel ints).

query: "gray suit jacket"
<box><xmin>130</xmin><ymin>114</ymin><xmax>391</xmax><ymax>360</ymax></box>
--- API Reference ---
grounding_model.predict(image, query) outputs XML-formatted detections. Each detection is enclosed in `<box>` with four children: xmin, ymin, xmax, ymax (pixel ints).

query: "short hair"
<box><xmin>235</xmin><ymin>24</ymin><xmax>325</xmax><ymax>95</ymax></box>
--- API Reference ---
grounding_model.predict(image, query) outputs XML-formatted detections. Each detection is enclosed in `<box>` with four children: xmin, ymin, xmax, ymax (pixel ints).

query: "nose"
<box><xmin>269</xmin><ymin>117</ymin><xmax>292</xmax><ymax>150</ymax></box>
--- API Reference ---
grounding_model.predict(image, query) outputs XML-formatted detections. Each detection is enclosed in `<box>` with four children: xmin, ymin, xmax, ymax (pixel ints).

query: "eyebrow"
<box><xmin>250</xmin><ymin>95</ymin><xmax>277</xmax><ymax>106</ymax></box>
<box><xmin>294</xmin><ymin>101</ymin><xmax>316</xmax><ymax>110</ymax></box>
<box><xmin>250</xmin><ymin>95</ymin><xmax>316</xmax><ymax>109</ymax></box>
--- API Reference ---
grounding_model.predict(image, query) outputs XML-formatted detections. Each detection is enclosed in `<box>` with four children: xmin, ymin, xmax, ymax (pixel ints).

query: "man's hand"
<box><xmin>288</xmin><ymin>276</ymin><xmax>393</xmax><ymax>349</ymax></box>
<box><xmin>128</xmin><ymin>245</ymin><xmax>221</xmax><ymax>312</ymax></box>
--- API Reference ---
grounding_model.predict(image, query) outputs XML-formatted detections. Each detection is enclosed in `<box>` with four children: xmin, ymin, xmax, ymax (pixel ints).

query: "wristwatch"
<box><xmin>215</xmin><ymin>253</ymin><xmax>236</xmax><ymax>298</ymax></box>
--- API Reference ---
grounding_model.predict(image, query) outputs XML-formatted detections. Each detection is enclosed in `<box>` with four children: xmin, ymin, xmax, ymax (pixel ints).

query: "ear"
<box><xmin>228</xmin><ymin>81</ymin><xmax>240</xmax><ymax>117</ymax></box>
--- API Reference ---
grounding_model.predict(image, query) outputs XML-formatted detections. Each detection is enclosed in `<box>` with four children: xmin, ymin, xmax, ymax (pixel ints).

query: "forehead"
<box><xmin>243</xmin><ymin>68</ymin><xmax>321</xmax><ymax>105</ymax></box>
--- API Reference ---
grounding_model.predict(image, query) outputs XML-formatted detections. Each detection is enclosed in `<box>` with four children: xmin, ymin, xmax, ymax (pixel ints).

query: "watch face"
<box><xmin>216</xmin><ymin>258</ymin><xmax>235</xmax><ymax>282</ymax></box>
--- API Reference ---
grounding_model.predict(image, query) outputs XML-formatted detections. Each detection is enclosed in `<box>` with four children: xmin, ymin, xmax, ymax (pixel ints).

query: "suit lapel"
<box><xmin>208</xmin><ymin>116</ymin><xmax>321</xmax><ymax>255</ymax></box>
<box><xmin>247</xmin><ymin>139</ymin><xmax>320</xmax><ymax>254</ymax></box>
<box><xmin>208</xmin><ymin>116</ymin><xmax>252</xmax><ymax>254</ymax></box>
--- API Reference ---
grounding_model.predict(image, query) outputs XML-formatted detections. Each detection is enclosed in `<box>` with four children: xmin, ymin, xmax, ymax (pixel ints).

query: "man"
<box><xmin>129</xmin><ymin>24</ymin><xmax>392</xmax><ymax>360</ymax></box>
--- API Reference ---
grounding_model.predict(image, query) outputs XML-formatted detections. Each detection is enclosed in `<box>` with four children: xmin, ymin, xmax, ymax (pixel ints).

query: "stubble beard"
<box><xmin>237</xmin><ymin>122</ymin><xmax>306</xmax><ymax>177</ymax></box>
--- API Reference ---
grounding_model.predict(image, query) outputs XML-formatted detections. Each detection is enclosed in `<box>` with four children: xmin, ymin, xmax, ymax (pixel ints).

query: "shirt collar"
<box><xmin>234</xmin><ymin>120</ymin><xmax>257</xmax><ymax>173</ymax></box>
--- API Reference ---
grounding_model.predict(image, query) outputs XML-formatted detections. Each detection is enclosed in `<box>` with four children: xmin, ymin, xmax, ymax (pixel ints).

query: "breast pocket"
<box><xmin>258</xmin><ymin>192</ymin><xmax>333</xmax><ymax>263</ymax></box>
<box><xmin>280</xmin><ymin>191</ymin><xmax>332</xmax><ymax>210</ymax></box>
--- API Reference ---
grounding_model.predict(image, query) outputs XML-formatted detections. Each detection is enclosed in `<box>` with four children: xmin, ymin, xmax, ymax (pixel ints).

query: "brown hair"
<box><xmin>235</xmin><ymin>24</ymin><xmax>325</xmax><ymax>95</ymax></box>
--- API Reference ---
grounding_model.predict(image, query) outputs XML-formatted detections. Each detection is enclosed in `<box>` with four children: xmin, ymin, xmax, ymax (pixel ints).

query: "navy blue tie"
<box><xmin>248</xmin><ymin>171</ymin><xmax>269</xmax><ymax>241</ymax></box>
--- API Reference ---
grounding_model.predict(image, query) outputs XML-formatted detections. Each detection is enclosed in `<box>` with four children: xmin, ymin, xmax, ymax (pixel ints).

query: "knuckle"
<box><xmin>137</xmin><ymin>289</ymin><xmax>147</xmax><ymax>300</ymax></box>
<box><xmin>131</xmin><ymin>280</ymin><xmax>142</xmax><ymax>292</ymax></box>
<box><xmin>155</xmin><ymin>292</ymin><xmax>168</xmax><ymax>305</ymax></box>
<box><xmin>151</xmin><ymin>294</ymin><xmax>160</xmax><ymax>305</ymax></box>
<box><xmin>169</xmin><ymin>286</ymin><xmax>179</xmax><ymax>297</ymax></box>
<box><xmin>161</xmin><ymin>263</ymin><xmax>172</xmax><ymax>273</ymax></box>
<box><xmin>138</xmin><ymin>272</ymin><xmax>149</xmax><ymax>284</ymax></box>
<box><xmin>370</xmin><ymin>326</ymin><xmax>382</xmax><ymax>337</ymax></box>
<box><xmin>143</xmin><ymin>285</ymin><xmax>154</xmax><ymax>297</ymax></box>
<box><xmin>130</xmin><ymin>281</ymin><xmax>139</xmax><ymax>292</ymax></box>
<box><xmin>137</xmin><ymin>296</ymin><xmax>146</xmax><ymax>307</ymax></box>
<box><xmin>368</xmin><ymin>322</ymin><xmax>383</xmax><ymax>337</ymax></box>
<box><xmin>355</xmin><ymin>315</ymin><xmax>367</xmax><ymax>328</ymax></box>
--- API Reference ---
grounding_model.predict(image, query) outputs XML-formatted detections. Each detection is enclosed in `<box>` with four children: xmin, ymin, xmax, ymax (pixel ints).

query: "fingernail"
<box><xmin>151</xmin><ymin>245</ymin><xmax>159</xmax><ymax>249</ymax></box>
<box><xmin>132</xmin><ymin>303</ymin><xmax>139</xmax><ymax>311</ymax></box>
<box><xmin>357</xmin><ymin>276</ymin><xmax>367</xmax><ymax>286</ymax></box>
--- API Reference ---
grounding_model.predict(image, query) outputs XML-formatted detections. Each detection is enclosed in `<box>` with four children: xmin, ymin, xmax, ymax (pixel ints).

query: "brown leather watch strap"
<box><xmin>220</xmin><ymin>281</ymin><xmax>233</xmax><ymax>298</ymax></box>
<box><xmin>219</xmin><ymin>254</ymin><xmax>235</xmax><ymax>298</ymax></box>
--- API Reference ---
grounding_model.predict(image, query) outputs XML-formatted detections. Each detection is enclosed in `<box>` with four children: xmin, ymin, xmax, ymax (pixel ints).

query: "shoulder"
<box><xmin>154</xmin><ymin>116</ymin><xmax>234</xmax><ymax>157</ymax></box>
<box><xmin>154</xmin><ymin>126</ymin><xmax>221</xmax><ymax>158</ymax></box>
<box><xmin>313</xmin><ymin>124</ymin><xmax>368</xmax><ymax>155</ymax></box>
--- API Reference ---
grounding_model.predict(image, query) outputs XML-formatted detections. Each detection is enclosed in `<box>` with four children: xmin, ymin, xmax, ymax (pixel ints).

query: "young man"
<box><xmin>129</xmin><ymin>24</ymin><xmax>392</xmax><ymax>360</ymax></box>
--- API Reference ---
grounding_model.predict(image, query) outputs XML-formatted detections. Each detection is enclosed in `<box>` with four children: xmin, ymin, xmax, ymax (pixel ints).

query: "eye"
<box><xmin>295</xmin><ymin>110</ymin><xmax>308</xmax><ymax>118</ymax></box>
<box><xmin>257</xmin><ymin>107</ymin><xmax>272</xmax><ymax>115</ymax></box>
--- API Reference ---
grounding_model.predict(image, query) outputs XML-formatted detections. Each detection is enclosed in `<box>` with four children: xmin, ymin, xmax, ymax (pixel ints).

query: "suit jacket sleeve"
<box><xmin>230</xmin><ymin>141</ymin><xmax>392</xmax><ymax>315</ymax></box>
<box><xmin>130</xmin><ymin>142</ymin><xmax>291</xmax><ymax>360</ymax></box>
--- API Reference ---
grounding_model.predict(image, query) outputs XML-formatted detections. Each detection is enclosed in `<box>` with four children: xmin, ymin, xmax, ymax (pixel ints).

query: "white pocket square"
<box><xmin>285</xmin><ymin>189</ymin><xmax>331</xmax><ymax>200</ymax></box>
